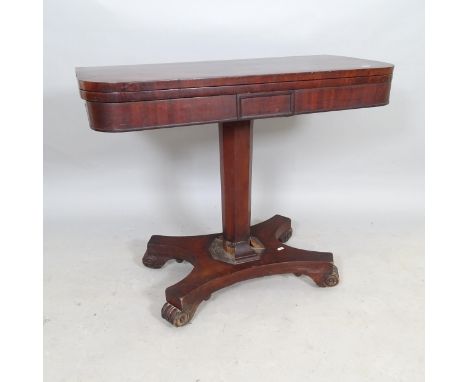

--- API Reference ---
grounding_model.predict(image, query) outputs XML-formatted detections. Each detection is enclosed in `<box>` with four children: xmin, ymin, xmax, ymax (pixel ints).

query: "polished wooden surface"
<box><xmin>80</xmin><ymin>74</ymin><xmax>390</xmax><ymax>103</ymax></box>
<box><xmin>76</xmin><ymin>55</ymin><xmax>394</xmax><ymax>326</ymax></box>
<box><xmin>85</xmin><ymin>95</ymin><xmax>237</xmax><ymax>131</ymax></box>
<box><xmin>217</xmin><ymin>120</ymin><xmax>257</xmax><ymax>263</ymax></box>
<box><xmin>77</xmin><ymin>55</ymin><xmax>392</xmax><ymax>92</ymax></box>
<box><xmin>143</xmin><ymin>215</ymin><xmax>338</xmax><ymax>327</ymax></box>
<box><xmin>77</xmin><ymin>55</ymin><xmax>393</xmax><ymax>132</ymax></box>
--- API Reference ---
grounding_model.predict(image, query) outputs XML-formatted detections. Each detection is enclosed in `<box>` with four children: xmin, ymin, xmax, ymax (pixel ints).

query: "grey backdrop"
<box><xmin>44</xmin><ymin>1</ymin><xmax>424</xmax><ymax>381</ymax></box>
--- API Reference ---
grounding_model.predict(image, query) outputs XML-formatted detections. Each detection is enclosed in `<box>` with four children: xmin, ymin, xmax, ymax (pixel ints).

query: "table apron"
<box><xmin>84</xmin><ymin>82</ymin><xmax>391</xmax><ymax>132</ymax></box>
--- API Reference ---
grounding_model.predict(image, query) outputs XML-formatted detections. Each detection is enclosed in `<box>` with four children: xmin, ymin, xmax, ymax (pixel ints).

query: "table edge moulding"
<box><xmin>76</xmin><ymin>55</ymin><xmax>394</xmax><ymax>326</ymax></box>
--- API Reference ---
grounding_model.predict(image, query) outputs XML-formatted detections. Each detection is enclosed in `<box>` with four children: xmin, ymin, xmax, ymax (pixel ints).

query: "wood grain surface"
<box><xmin>77</xmin><ymin>55</ymin><xmax>393</xmax><ymax>132</ymax></box>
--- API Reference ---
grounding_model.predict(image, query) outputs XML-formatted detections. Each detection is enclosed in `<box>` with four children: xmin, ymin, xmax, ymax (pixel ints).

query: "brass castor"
<box><xmin>161</xmin><ymin>302</ymin><xmax>196</xmax><ymax>327</ymax></box>
<box><xmin>320</xmin><ymin>265</ymin><xmax>339</xmax><ymax>287</ymax></box>
<box><xmin>142</xmin><ymin>252</ymin><xmax>168</xmax><ymax>269</ymax></box>
<box><xmin>279</xmin><ymin>228</ymin><xmax>293</xmax><ymax>243</ymax></box>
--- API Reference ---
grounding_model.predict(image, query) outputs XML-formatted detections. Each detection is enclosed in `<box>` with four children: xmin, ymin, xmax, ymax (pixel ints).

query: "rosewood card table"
<box><xmin>76</xmin><ymin>55</ymin><xmax>393</xmax><ymax>326</ymax></box>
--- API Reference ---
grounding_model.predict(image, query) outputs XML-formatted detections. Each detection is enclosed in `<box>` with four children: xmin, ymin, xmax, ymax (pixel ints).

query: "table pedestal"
<box><xmin>142</xmin><ymin>120</ymin><xmax>339</xmax><ymax>326</ymax></box>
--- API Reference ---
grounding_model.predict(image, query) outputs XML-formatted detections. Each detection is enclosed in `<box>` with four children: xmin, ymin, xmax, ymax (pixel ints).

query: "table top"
<box><xmin>77</xmin><ymin>55</ymin><xmax>393</xmax><ymax>132</ymax></box>
<box><xmin>77</xmin><ymin>55</ymin><xmax>393</xmax><ymax>93</ymax></box>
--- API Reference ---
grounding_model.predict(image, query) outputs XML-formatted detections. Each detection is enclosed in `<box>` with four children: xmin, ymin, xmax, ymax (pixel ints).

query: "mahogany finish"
<box><xmin>80</xmin><ymin>74</ymin><xmax>390</xmax><ymax>103</ymax></box>
<box><xmin>78</xmin><ymin>55</ymin><xmax>393</xmax><ymax>132</ymax></box>
<box><xmin>76</xmin><ymin>55</ymin><xmax>394</xmax><ymax>326</ymax></box>
<box><xmin>217</xmin><ymin>120</ymin><xmax>257</xmax><ymax>264</ymax></box>
<box><xmin>85</xmin><ymin>95</ymin><xmax>237</xmax><ymax>132</ymax></box>
<box><xmin>143</xmin><ymin>215</ymin><xmax>338</xmax><ymax>327</ymax></box>
<box><xmin>239</xmin><ymin>91</ymin><xmax>293</xmax><ymax>119</ymax></box>
<box><xmin>77</xmin><ymin>55</ymin><xmax>392</xmax><ymax>92</ymax></box>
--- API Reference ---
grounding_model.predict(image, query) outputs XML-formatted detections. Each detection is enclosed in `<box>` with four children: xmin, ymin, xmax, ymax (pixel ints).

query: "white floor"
<box><xmin>44</xmin><ymin>207</ymin><xmax>424</xmax><ymax>382</ymax></box>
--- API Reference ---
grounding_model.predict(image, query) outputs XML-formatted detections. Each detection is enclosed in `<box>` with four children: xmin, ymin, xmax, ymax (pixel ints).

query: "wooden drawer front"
<box><xmin>295</xmin><ymin>82</ymin><xmax>391</xmax><ymax>114</ymax></box>
<box><xmin>86</xmin><ymin>95</ymin><xmax>237</xmax><ymax>132</ymax></box>
<box><xmin>238</xmin><ymin>92</ymin><xmax>293</xmax><ymax>119</ymax></box>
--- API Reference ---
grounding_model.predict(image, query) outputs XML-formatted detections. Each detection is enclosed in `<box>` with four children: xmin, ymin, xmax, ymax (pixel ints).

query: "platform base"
<box><xmin>142</xmin><ymin>215</ymin><xmax>339</xmax><ymax>327</ymax></box>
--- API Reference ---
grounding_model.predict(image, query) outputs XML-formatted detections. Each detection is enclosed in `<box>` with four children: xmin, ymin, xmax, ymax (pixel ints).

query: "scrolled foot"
<box><xmin>320</xmin><ymin>265</ymin><xmax>339</xmax><ymax>287</ymax></box>
<box><xmin>142</xmin><ymin>251</ymin><xmax>170</xmax><ymax>269</ymax></box>
<box><xmin>279</xmin><ymin>228</ymin><xmax>293</xmax><ymax>243</ymax></box>
<box><xmin>161</xmin><ymin>302</ymin><xmax>196</xmax><ymax>327</ymax></box>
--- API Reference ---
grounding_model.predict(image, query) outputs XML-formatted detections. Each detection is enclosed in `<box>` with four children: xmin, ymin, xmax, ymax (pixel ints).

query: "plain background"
<box><xmin>44</xmin><ymin>1</ymin><xmax>424</xmax><ymax>381</ymax></box>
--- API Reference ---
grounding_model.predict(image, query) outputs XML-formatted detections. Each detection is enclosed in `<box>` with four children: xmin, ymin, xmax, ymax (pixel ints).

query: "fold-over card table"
<box><xmin>77</xmin><ymin>55</ymin><xmax>393</xmax><ymax>326</ymax></box>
